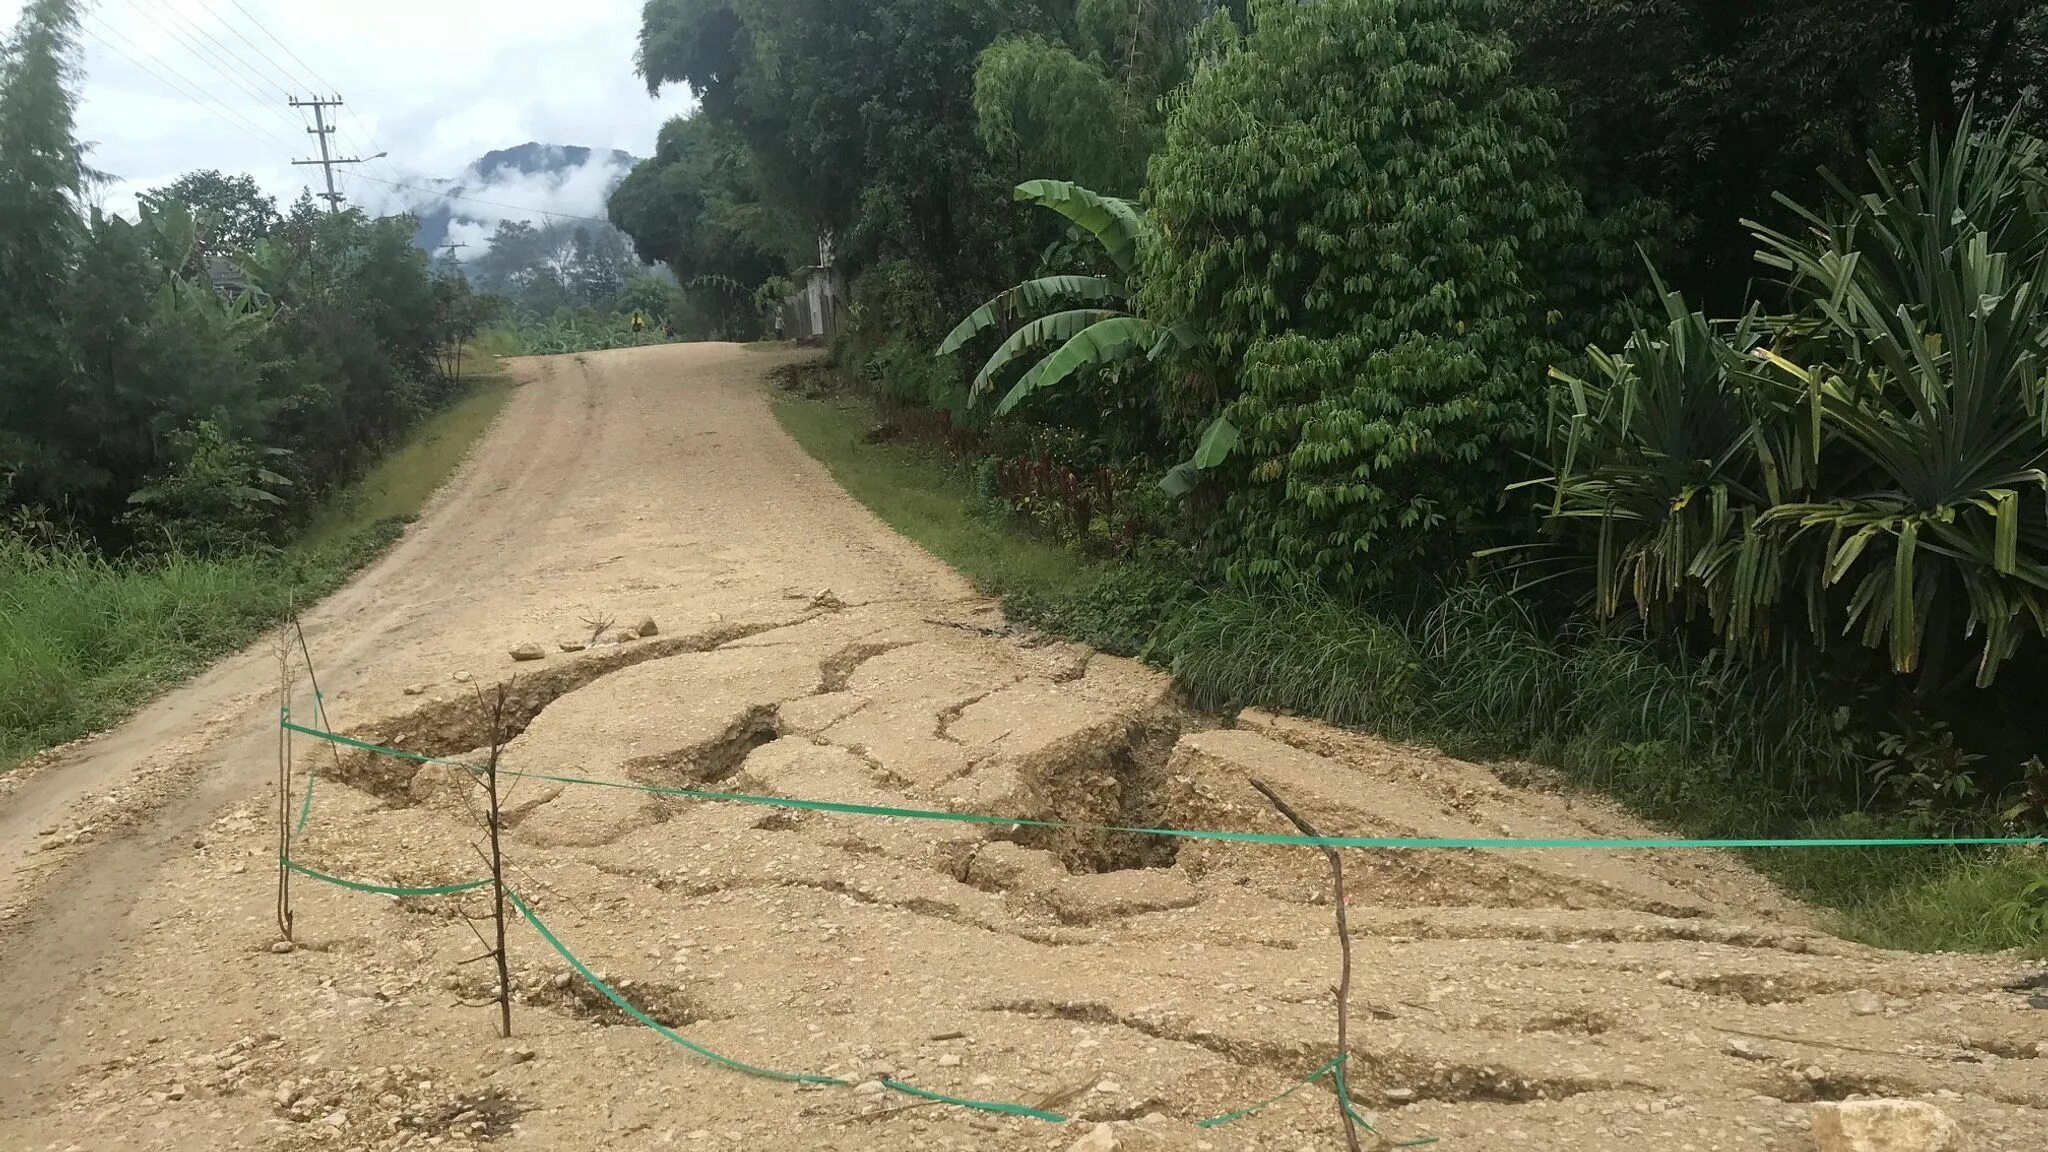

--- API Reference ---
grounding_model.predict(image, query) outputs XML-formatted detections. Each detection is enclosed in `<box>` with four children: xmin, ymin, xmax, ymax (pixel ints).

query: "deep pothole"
<box><xmin>1001</xmin><ymin>715</ymin><xmax>1184</xmax><ymax>874</ymax></box>
<box><xmin>313</xmin><ymin>619</ymin><xmax>808</xmax><ymax>802</ymax></box>
<box><xmin>625</xmin><ymin>704</ymin><xmax>782</xmax><ymax>786</ymax></box>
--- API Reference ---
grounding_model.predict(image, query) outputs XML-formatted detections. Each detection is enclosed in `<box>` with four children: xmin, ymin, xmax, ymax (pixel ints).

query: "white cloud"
<box><xmin>2</xmin><ymin>0</ymin><xmax>695</xmax><ymax>219</ymax></box>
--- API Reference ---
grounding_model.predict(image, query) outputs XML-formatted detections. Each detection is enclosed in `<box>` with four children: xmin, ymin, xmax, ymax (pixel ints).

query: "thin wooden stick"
<box><xmin>1251</xmin><ymin>779</ymin><xmax>1362</xmax><ymax>1152</ymax></box>
<box><xmin>483</xmin><ymin>682</ymin><xmax>514</xmax><ymax>1038</ymax></box>
<box><xmin>275</xmin><ymin>635</ymin><xmax>296</xmax><ymax>942</ymax></box>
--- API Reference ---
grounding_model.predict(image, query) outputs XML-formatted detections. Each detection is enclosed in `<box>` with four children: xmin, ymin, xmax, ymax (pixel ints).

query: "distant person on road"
<box><xmin>630</xmin><ymin>311</ymin><xmax>646</xmax><ymax>334</ymax></box>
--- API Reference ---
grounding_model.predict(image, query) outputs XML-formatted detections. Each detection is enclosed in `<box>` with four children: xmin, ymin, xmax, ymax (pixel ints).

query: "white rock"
<box><xmin>1093</xmin><ymin>1079</ymin><xmax>1122</xmax><ymax>1095</ymax></box>
<box><xmin>322</xmin><ymin>1109</ymin><xmax>348</xmax><ymax>1128</ymax></box>
<box><xmin>1812</xmin><ymin>1100</ymin><xmax>1972</xmax><ymax>1152</ymax></box>
<box><xmin>1848</xmin><ymin>990</ymin><xmax>1884</xmax><ymax>1017</ymax></box>
<box><xmin>1066</xmin><ymin>1122</ymin><xmax>1119</xmax><ymax>1152</ymax></box>
<box><xmin>853</xmin><ymin>1080</ymin><xmax>887</xmax><ymax>1097</ymax></box>
<box><xmin>270</xmin><ymin>940</ymin><xmax>294</xmax><ymax>954</ymax></box>
<box><xmin>937</xmin><ymin>1054</ymin><xmax>961</xmax><ymax>1067</ymax></box>
<box><xmin>509</xmin><ymin>643</ymin><xmax>547</xmax><ymax>662</ymax></box>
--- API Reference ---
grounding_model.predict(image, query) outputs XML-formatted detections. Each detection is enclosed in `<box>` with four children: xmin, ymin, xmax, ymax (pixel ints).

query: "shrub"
<box><xmin>1141</xmin><ymin>0</ymin><xmax>1647</xmax><ymax>591</ymax></box>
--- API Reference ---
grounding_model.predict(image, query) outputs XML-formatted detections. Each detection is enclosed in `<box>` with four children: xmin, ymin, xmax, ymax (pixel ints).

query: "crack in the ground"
<box><xmin>815</xmin><ymin>642</ymin><xmax>916</xmax><ymax>695</ymax></box>
<box><xmin>625</xmin><ymin>704</ymin><xmax>782</xmax><ymax>786</ymax></box>
<box><xmin>932</xmin><ymin>684</ymin><xmax>1010</xmax><ymax>747</ymax></box>
<box><xmin>979</xmin><ymin>997</ymin><xmax>1640</xmax><ymax>1105</ymax></box>
<box><xmin>319</xmin><ymin>615</ymin><xmax>826</xmax><ymax>801</ymax></box>
<box><xmin>998</xmin><ymin>712</ymin><xmax>1185</xmax><ymax>874</ymax></box>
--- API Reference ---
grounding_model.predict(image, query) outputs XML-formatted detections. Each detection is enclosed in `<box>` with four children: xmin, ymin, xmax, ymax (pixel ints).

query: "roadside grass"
<box><xmin>0</xmin><ymin>364</ymin><xmax>515</xmax><ymax>772</ymax></box>
<box><xmin>298</xmin><ymin>374</ymin><xmax>515</xmax><ymax>553</ymax></box>
<box><xmin>770</xmin><ymin>390</ymin><xmax>2048</xmax><ymax>958</ymax></box>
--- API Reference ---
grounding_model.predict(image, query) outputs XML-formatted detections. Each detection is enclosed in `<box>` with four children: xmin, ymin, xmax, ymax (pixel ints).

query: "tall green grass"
<box><xmin>770</xmin><ymin>390</ymin><xmax>2048</xmax><ymax>957</ymax></box>
<box><xmin>1</xmin><ymin>374</ymin><xmax>514</xmax><ymax>771</ymax></box>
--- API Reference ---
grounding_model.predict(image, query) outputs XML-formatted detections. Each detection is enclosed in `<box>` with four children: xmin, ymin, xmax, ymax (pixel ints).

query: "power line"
<box><xmin>167</xmin><ymin>0</ymin><xmax>306</xmax><ymax>97</ymax></box>
<box><xmin>207</xmin><ymin>0</ymin><xmax>404</xmax><ymax>188</ymax></box>
<box><xmin>227</xmin><ymin>0</ymin><xmax>342</xmax><ymax>92</ymax></box>
<box><xmin>81</xmin><ymin>15</ymin><xmax>295</xmax><ymax>152</ymax></box>
<box><xmin>122</xmin><ymin>0</ymin><xmax>301</xmax><ymax>133</ymax></box>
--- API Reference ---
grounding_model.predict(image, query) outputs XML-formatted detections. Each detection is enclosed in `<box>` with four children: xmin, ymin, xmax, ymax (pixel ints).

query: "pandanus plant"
<box><xmin>1529</xmin><ymin>113</ymin><xmax>2048</xmax><ymax>688</ymax></box>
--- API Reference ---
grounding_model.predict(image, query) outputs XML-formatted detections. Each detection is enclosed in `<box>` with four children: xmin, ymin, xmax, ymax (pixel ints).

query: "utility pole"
<box><xmin>288</xmin><ymin>95</ymin><xmax>384</xmax><ymax>213</ymax></box>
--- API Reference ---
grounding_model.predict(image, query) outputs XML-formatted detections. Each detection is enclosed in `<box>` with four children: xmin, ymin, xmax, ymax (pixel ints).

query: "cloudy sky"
<box><xmin>1</xmin><ymin>0</ymin><xmax>696</xmax><ymax>224</ymax></box>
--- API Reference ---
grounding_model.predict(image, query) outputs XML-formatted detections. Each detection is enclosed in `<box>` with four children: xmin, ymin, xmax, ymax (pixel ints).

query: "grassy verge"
<box><xmin>771</xmin><ymin>390</ymin><xmax>2048</xmax><ymax>957</ymax></box>
<box><xmin>772</xmin><ymin>396</ymin><xmax>1095</xmax><ymax>606</ymax></box>
<box><xmin>0</xmin><ymin>370</ymin><xmax>515</xmax><ymax>771</ymax></box>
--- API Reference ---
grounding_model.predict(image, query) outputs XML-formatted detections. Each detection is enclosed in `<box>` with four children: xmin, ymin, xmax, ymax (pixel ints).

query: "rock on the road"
<box><xmin>1066</xmin><ymin>1122</ymin><xmax>1118</xmax><ymax>1152</ymax></box>
<box><xmin>635</xmin><ymin>617</ymin><xmax>660</xmax><ymax>637</ymax></box>
<box><xmin>1812</xmin><ymin>1100</ymin><xmax>1972</xmax><ymax>1152</ymax></box>
<box><xmin>509</xmin><ymin>643</ymin><xmax>548</xmax><ymax>662</ymax></box>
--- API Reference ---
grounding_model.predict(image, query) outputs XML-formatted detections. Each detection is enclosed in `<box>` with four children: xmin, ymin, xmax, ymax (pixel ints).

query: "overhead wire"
<box><xmin>206</xmin><ymin>0</ymin><xmax>407</xmax><ymax>193</ymax></box>
<box><xmin>80</xmin><ymin>15</ymin><xmax>296</xmax><ymax>152</ymax></box>
<box><xmin>122</xmin><ymin>0</ymin><xmax>306</xmax><ymax>139</ymax></box>
<box><xmin>160</xmin><ymin>0</ymin><xmax>305</xmax><ymax>97</ymax></box>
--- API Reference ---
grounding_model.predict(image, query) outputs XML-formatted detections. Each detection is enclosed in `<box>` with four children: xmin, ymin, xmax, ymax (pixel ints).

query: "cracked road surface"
<box><xmin>2</xmin><ymin>343</ymin><xmax>2044</xmax><ymax>1151</ymax></box>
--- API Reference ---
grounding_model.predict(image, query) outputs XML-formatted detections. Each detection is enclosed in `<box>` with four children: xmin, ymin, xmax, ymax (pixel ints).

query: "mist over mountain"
<box><xmin>367</xmin><ymin>142</ymin><xmax>641</xmax><ymax>255</ymax></box>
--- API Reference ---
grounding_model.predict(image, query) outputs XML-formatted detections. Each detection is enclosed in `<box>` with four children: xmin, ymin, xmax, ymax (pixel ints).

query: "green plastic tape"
<box><xmin>282</xmin><ymin>857</ymin><xmax>491</xmax><ymax>897</ymax></box>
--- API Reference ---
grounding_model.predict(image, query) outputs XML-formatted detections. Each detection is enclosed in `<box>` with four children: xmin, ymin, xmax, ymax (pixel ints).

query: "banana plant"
<box><xmin>938</xmin><ymin>179</ymin><xmax>1231</xmax><ymax>491</ymax></box>
<box><xmin>938</xmin><ymin>179</ymin><xmax>1193</xmax><ymax>415</ymax></box>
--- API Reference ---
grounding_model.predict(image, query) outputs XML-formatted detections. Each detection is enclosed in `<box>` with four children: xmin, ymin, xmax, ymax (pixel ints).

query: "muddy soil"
<box><xmin>2</xmin><ymin>344</ymin><xmax>2043</xmax><ymax>1152</ymax></box>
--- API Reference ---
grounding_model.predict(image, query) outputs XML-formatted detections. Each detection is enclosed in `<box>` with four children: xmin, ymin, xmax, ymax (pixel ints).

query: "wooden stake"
<box><xmin>275</xmin><ymin>635</ymin><xmax>297</xmax><ymax>942</ymax></box>
<box><xmin>483</xmin><ymin>682</ymin><xmax>514</xmax><ymax>1038</ymax></box>
<box><xmin>1251</xmin><ymin>779</ymin><xmax>1362</xmax><ymax>1152</ymax></box>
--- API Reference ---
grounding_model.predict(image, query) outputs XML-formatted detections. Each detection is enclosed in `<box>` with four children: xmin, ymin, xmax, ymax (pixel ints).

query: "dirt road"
<box><xmin>2</xmin><ymin>343</ymin><xmax>2043</xmax><ymax>1152</ymax></box>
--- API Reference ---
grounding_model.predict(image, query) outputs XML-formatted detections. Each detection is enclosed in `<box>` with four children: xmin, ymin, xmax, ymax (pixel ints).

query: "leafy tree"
<box><xmin>1142</xmin><ymin>0</ymin><xmax>1642</xmax><ymax>588</ymax></box>
<box><xmin>636</xmin><ymin>0</ymin><xmax>1058</xmax><ymax>305</ymax></box>
<box><xmin>147</xmin><ymin>169</ymin><xmax>279</xmax><ymax>255</ymax></box>
<box><xmin>0</xmin><ymin>0</ymin><xmax>87</xmax><ymax>509</ymax></box>
<box><xmin>1514</xmin><ymin>0</ymin><xmax>2048</xmax><ymax>309</ymax></box>
<box><xmin>608</xmin><ymin>113</ymin><xmax>800</xmax><ymax>335</ymax></box>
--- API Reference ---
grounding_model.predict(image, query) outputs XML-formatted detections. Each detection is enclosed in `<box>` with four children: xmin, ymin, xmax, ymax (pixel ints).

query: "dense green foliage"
<box><xmin>1141</xmin><ymin>0</ymin><xmax>1650</xmax><ymax>585</ymax></box>
<box><xmin>0</xmin><ymin>0</ymin><xmax>515</xmax><ymax>767</ymax></box>
<box><xmin>0</xmin><ymin>2</ymin><xmax>485</xmax><ymax>555</ymax></box>
<box><xmin>1513</xmin><ymin>0</ymin><xmax>2047</xmax><ymax>309</ymax></box>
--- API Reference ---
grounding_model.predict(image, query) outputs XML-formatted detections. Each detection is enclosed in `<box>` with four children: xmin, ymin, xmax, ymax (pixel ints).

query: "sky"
<box><xmin>0</xmin><ymin>0</ymin><xmax>697</xmax><ymax>227</ymax></box>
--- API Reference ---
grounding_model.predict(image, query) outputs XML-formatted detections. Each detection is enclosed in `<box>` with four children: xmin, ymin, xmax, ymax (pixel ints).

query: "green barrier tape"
<box><xmin>878</xmin><ymin>1079</ymin><xmax>1069</xmax><ymax>1122</ymax></box>
<box><xmin>279</xmin><ymin>837</ymin><xmax>1424</xmax><ymax>1133</ymax></box>
<box><xmin>295</xmin><ymin>690</ymin><xmax>334</xmax><ymax>835</ymax></box>
<box><xmin>1335</xmin><ymin>1063</ymin><xmax>1437</xmax><ymax>1147</ymax></box>
<box><xmin>280</xmin><ymin>722</ymin><xmax>2048</xmax><ymax>853</ymax></box>
<box><xmin>508</xmin><ymin>890</ymin><xmax>846</xmax><ymax>1086</ymax></box>
<box><xmin>282</xmin><ymin>857</ymin><xmax>492</xmax><ymax>897</ymax></box>
<box><xmin>1195</xmin><ymin>1054</ymin><xmax>1343</xmax><ymax>1128</ymax></box>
